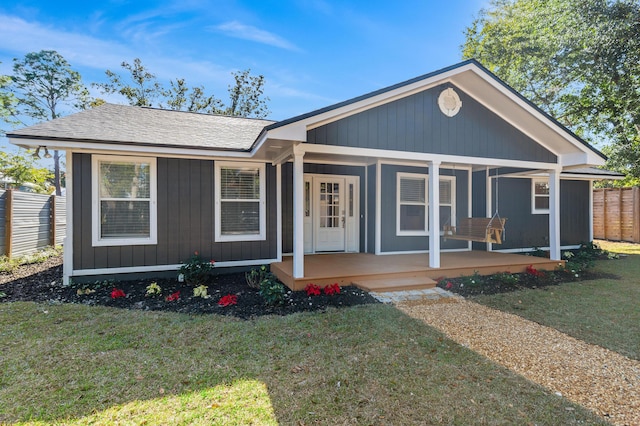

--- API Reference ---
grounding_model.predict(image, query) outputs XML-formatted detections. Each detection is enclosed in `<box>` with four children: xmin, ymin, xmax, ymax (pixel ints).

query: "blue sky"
<box><xmin>1</xmin><ymin>0</ymin><xmax>488</xmax><ymax>160</ymax></box>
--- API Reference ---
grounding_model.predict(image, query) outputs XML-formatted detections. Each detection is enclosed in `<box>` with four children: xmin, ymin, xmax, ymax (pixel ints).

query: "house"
<box><xmin>7</xmin><ymin>60</ymin><xmax>620</xmax><ymax>288</ymax></box>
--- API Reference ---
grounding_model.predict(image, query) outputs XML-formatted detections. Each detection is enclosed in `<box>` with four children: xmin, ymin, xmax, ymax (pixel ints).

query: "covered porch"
<box><xmin>271</xmin><ymin>251</ymin><xmax>562</xmax><ymax>292</ymax></box>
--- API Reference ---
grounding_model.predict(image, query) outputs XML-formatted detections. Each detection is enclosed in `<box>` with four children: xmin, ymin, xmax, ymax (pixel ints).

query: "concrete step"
<box><xmin>352</xmin><ymin>275</ymin><xmax>437</xmax><ymax>292</ymax></box>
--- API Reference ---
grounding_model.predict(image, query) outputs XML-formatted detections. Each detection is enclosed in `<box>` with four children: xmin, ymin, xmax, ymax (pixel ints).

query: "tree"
<box><xmin>462</xmin><ymin>0</ymin><xmax>640</xmax><ymax>183</ymax></box>
<box><xmin>10</xmin><ymin>50</ymin><xmax>90</xmax><ymax>195</ymax></box>
<box><xmin>0</xmin><ymin>63</ymin><xmax>18</xmax><ymax>131</ymax></box>
<box><xmin>95</xmin><ymin>58</ymin><xmax>270</xmax><ymax>118</ymax></box>
<box><xmin>94</xmin><ymin>58</ymin><xmax>164</xmax><ymax>107</ymax></box>
<box><xmin>0</xmin><ymin>149</ymin><xmax>53</xmax><ymax>193</ymax></box>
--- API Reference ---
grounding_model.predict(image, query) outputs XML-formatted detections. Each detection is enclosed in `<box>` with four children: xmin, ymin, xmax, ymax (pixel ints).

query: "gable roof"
<box><xmin>9</xmin><ymin>103</ymin><xmax>274</xmax><ymax>151</ymax></box>
<box><xmin>264</xmin><ymin>59</ymin><xmax>606</xmax><ymax>167</ymax></box>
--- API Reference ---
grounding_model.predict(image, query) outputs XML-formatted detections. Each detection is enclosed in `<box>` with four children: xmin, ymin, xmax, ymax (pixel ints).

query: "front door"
<box><xmin>314</xmin><ymin>177</ymin><xmax>346</xmax><ymax>251</ymax></box>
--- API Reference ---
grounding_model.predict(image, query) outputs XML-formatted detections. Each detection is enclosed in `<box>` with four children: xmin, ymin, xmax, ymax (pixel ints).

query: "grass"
<box><xmin>0</xmin><ymin>302</ymin><xmax>606</xmax><ymax>425</ymax></box>
<box><xmin>473</xmin><ymin>240</ymin><xmax>640</xmax><ymax>360</ymax></box>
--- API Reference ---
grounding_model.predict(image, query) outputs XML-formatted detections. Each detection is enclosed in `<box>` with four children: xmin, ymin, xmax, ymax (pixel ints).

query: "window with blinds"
<box><xmin>396</xmin><ymin>173</ymin><xmax>457</xmax><ymax>236</ymax></box>
<box><xmin>92</xmin><ymin>155</ymin><xmax>157</xmax><ymax>246</ymax></box>
<box><xmin>398</xmin><ymin>174</ymin><xmax>428</xmax><ymax>235</ymax></box>
<box><xmin>215</xmin><ymin>162</ymin><xmax>266</xmax><ymax>242</ymax></box>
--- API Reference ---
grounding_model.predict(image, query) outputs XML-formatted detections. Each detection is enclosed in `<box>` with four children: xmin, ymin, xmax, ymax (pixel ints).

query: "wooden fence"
<box><xmin>593</xmin><ymin>187</ymin><xmax>640</xmax><ymax>243</ymax></box>
<box><xmin>1</xmin><ymin>189</ymin><xmax>66</xmax><ymax>258</ymax></box>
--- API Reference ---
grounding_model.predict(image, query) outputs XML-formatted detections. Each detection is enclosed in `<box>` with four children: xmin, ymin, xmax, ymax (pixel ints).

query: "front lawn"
<box><xmin>0</xmin><ymin>302</ymin><xmax>606</xmax><ymax>425</ymax></box>
<box><xmin>473</xmin><ymin>240</ymin><xmax>640</xmax><ymax>360</ymax></box>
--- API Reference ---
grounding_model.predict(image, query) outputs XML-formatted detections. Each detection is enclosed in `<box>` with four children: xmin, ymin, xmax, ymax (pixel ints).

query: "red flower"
<box><xmin>165</xmin><ymin>291</ymin><xmax>180</xmax><ymax>302</ymax></box>
<box><xmin>323</xmin><ymin>283</ymin><xmax>341</xmax><ymax>296</ymax></box>
<box><xmin>445</xmin><ymin>281</ymin><xmax>453</xmax><ymax>289</ymax></box>
<box><xmin>111</xmin><ymin>288</ymin><xmax>126</xmax><ymax>299</ymax></box>
<box><xmin>194</xmin><ymin>251</ymin><xmax>199</xmax><ymax>256</ymax></box>
<box><xmin>218</xmin><ymin>294</ymin><xmax>238</xmax><ymax>307</ymax></box>
<box><xmin>526</xmin><ymin>265</ymin><xmax>544</xmax><ymax>277</ymax></box>
<box><xmin>305</xmin><ymin>283</ymin><xmax>321</xmax><ymax>296</ymax></box>
<box><xmin>210</xmin><ymin>259</ymin><xmax>216</xmax><ymax>264</ymax></box>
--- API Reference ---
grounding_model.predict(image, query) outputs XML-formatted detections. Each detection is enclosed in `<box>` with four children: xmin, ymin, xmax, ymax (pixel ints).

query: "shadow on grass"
<box><xmin>0</xmin><ymin>302</ymin><xmax>607</xmax><ymax>425</ymax></box>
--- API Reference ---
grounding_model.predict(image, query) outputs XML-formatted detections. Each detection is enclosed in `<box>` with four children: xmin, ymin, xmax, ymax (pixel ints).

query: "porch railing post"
<box><xmin>292</xmin><ymin>148</ymin><xmax>305</xmax><ymax>278</ymax></box>
<box><xmin>549</xmin><ymin>169</ymin><xmax>561</xmax><ymax>261</ymax></box>
<box><xmin>428</xmin><ymin>160</ymin><xmax>441</xmax><ymax>268</ymax></box>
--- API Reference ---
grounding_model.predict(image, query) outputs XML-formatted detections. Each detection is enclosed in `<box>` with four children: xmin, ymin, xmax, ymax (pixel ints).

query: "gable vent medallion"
<box><xmin>438</xmin><ymin>88</ymin><xmax>462</xmax><ymax>117</ymax></box>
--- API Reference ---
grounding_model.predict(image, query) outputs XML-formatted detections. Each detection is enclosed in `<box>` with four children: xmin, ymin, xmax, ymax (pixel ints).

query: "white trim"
<box><xmin>91</xmin><ymin>154</ymin><xmax>158</xmax><ymax>247</ymax></box>
<box><xmin>589</xmin><ymin>180</ymin><xmax>594</xmax><ymax>241</ymax></box>
<box><xmin>486</xmin><ymin>168</ymin><xmax>492</xmax><ymax>252</ymax></box>
<box><xmin>364</xmin><ymin>165</ymin><xmax>368</xmax><ymax>252</ymax></box>
<box><xmin>301</xmin><ymin>143</ymin><xmax>562</xmax><ymax>171</ymax></box>
<box><xmin>397</xmin><ymin>172</ymin><xmax>429</xmax><ymax>236</ymax></box>
<box><xmin>375</xmin><ymin>160</ymin><xmax>382</xmax><ymax>255</ymax></box>
<box><xmin>71</xmin><ymin>258</ymin><xmax>279</xmax><ymax>277</ymax></box>
<box><xmin>531</xmin><ymin>178</ymin><xmax>550</xmax><ymax>214</ymax></box>
<box><xmin>214</xmin><ymin>161</ymin><xmax>266</xmax><ymax>242</ymax></box>
<box><xmin>495</xmin><ymin>245</ymin><xmax>580</xmax><ymax>254</ymax></box>
<box><xmin>428</xmin><ymin>160</ymin><xmax>441</xmax><ymax>268</ymax></box>
<box><xmin>63</xmin><ymin>151</ymin><xmax>73</xmax><ymax>285</ymax></box>
<box><xmin>11</xmin><ymin>137</ymin><xmax>255</xmax><ymax>159</ymax></box>
<box><xmin>292</xmin><ymin>149</ymin><xmax>305</xmax><ymax>278</ymax></box>
<box><xmin>549</xmin><ymin>169</ymin><xmax>561</xmax><ymax>261</ymax></box>
<box><xmin>276</xmin><ymin>163</ymin><xmax>282</xmax><ymax>262</ymax></box>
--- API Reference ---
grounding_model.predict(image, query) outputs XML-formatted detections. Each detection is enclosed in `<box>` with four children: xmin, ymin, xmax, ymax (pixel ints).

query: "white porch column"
<box><xmin>63</xmin><ymin>150</ymin><xmax>73</xmax><ymax>285</ymax></box>
<box><xmin>292</xmin><ymin>148</ymin><xmax>305</xmax><ymax>278</ymax></box>
<box><xmin>428</xmin><ymin>160</ymin><xmax>441</xmax><ymax>268</ymax></box>
<box><xmin>549</xmin><ymin>168</ymin><xmax>561</xmax><ymax>261</ymax></box>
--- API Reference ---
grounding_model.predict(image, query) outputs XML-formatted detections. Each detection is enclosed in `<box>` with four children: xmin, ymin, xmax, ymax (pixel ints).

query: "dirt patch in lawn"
<box><xmin>0</xmin><ymin>256</ymin><xmax>379</xmax><ymax>319</ymax></box>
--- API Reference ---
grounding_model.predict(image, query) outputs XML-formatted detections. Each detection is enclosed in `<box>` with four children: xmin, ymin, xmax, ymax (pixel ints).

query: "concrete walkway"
<box><xmin>397</xmin><ymin>298</ymin><xmax>640</xmax><ymax>426</ymax></box>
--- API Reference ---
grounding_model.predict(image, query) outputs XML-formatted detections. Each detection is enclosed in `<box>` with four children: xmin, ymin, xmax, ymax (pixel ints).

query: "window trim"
<box><xmin>397</xmin><ymin>172</ymin><xmax>429</xmax><ymax>236</ymax></box>
<box><xmin>532</xmin><ymin>178</ymin><xmax>550</xmax><ymax>214</ymax></box>
<box><xmin>91</xmin><ymin>155</ymin><xmax>157</xmax><ymax>247</ymax></box>
<box><xmin>215</xmin><ymin>161</ymin><xmax>266</xmax><ymax>242</ymax></box>
<box><xmin>396</xmin><ymin>173</ymin><xmax>457</xmax><ymax>237</ymax></box>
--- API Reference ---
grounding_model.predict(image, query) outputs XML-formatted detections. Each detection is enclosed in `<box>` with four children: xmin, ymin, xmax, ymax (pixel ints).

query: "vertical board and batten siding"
<box><xmin>307</xmin><ymin>83</ymin><xmax>557</xmax><ymax>164</ymax></box>
<box><xmin>0</xmin><ymin>190</ymin><xmax>66</xmax><ymax>257</ymax></box>
<box><xmin>281</xmin><ymin>163</ymin><xmax>366</xmax><ymax>253</ymax></box>
<box><xmin>379</xmin><ymin>164</ymin><xmax>469</xmax><ymax>252</ymax></box>
<box><xmin>472</xmin><ymin>177</ymin><xmax>590</xmax><ymax>250</ymax></box>
<box><xmin>593</xmin><ymin>187</ymin><xmax>640</xmax><ymax>243</ymax></box>
<box><xmin>73</xmin><ymin>153</ymin><xmax>277</xmax><ymax>271</ymax></box>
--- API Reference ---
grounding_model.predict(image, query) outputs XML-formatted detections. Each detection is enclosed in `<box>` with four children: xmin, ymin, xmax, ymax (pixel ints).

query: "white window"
<box><xmin>532</xmin><ymin>179</ymin><xmax>550</xmax><ymax>214</ymax></box>
<box><xmin>396</xmin><ymin>173</ymin><xmax>456</xmax><ymax>236</ymax></box>
<box><xmin>215</xmin><ymin>162</ymin><xmax>266</xmax><ymax>242</ymax></box>
<box><xmin>397</xmin><ymin>173</ymin><xmax>428</xmax><ymax>236</ymax></box>
<box><xmin>439</xmin><ymin>176</ymin><xmax>456</xmax><ymax>229</ymax></box>
<box><xmin>92</xmin><ymin>155</ymin><xmax>157</xmax><ymax>247</ymax></box>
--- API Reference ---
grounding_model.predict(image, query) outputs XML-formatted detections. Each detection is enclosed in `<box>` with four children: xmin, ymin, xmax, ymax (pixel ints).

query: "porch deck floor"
<box><xmin>270</xmin><ymin>251</ymin><xmax>563</xmax><ymax>292</ymax></box>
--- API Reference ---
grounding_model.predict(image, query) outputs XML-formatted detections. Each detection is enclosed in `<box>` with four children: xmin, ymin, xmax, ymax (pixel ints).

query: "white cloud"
<box><xmin>211</xmin><ymin>21</ymin><xmax>301</xmax><ymax>52</ymax></box>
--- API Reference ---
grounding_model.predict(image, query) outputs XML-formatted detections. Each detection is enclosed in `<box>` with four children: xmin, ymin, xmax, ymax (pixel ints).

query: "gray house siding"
<box><xmin>471</xmin><ymin>177</ymin><xmax>590</xmax><ymax>250</ymax></box>
<box><xmin>307</xmin><ymin>84</ymin><xmax>557</xmax><ymax>164</ymax></box>
<box><xmin>281</xmin><ymin>163</ymin><xmax>366</xmax><ymax>253</ymax></box>
<box><xmin>380</xmin><ymin>164</ymin><xmax>469</xmax><ymax>252</ymax></box>
<box><xmin>73</xmin><ymin>153</ymin><xmax>277</xmax><ymax>271</ymax></box>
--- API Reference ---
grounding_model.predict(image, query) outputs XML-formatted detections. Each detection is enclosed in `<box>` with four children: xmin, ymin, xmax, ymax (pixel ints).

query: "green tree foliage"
<box><xmin>9</xmin><ymin>50</ymin><xmax>90</xmax><ymax>195</ymax></box>
<box><xmin>0</xmin><ymin>64</ymin><xmax>18</xmax><ymax>131</ymax></box>
<box><xmin>0</xmin><ymin>149</ymin><xmax>53</xmax><ymax>193</ymax></box>
<box><xmin>463</xmin><ymin>0</ymin><xmax>640</xmax><ymax>184</ymax></box>
<box><xmin>94</xmin><ymin>58</ymin><xmax>270</xmax><ymax>118</ymax></box>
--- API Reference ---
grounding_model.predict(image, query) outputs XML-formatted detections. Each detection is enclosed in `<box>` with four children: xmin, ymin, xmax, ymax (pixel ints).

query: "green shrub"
<box><xmin>259</xmin><ymin>274</ymin><xmax>287</xmax><ymax>306</ymax></box>
<box><xmin>245</xmin><ymin>265</ymin><xmax>269</xmax><ymax>289</ymax></box>
<box><xmin>178</xmin><ymin>252</ymin><xmax>215</xmax><ymax>285</ymax></box>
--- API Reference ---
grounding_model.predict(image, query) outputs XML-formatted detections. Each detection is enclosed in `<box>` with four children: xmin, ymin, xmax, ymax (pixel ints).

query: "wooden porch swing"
<box><xmin>443</xmin><ymin>170</ymin><xmax>507</xmax><ymax>244</ymax></box>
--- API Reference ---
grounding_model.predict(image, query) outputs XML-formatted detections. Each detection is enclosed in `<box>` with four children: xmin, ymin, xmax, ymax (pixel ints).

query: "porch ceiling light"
<box><xmin>43</xmin><ymin>147</ymin><xmax>52</xmax><ymax>158</ymax></box>
<box><xmin>32</xmin><ymin>146</ymin><xmax>41</xmax><ymax>159</ymax></box>
<box><xmin>438</xmin><ymin>87</ymin><xmax>462</xmax><ymax>117</ymax></box>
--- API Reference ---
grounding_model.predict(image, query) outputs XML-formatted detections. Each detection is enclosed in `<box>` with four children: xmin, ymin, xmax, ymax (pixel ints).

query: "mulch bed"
<box><xmin>0</xmin><ymin>256</ymin><xmax>379</xmax><ymax>320</ymax></box>
<box><xmin>436</xmin><ymin>266</ymin><xmax>619</xmax><ymax>297</ymax></box>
